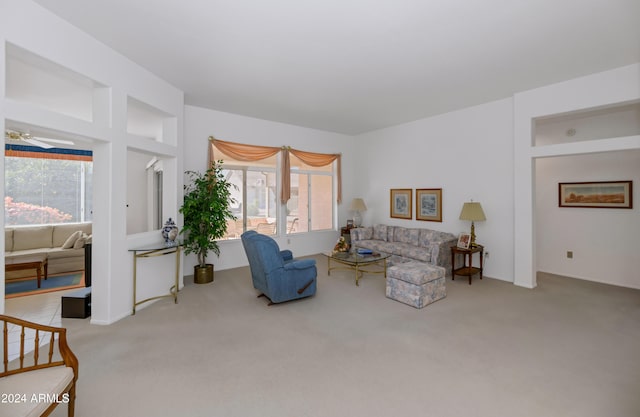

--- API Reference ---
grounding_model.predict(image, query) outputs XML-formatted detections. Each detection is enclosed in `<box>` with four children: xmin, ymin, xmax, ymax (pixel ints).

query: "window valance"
<box><xmin>208</xmin><ymin>137</ymin><xmax>341</xmax><ymax>204</ymax></box>
<box><xmin>283</xmin><ymin>147</ymin><xmax>342</xmax><ymax>204</ymax></box>
<box><xmin>209</xmin><ymin>137</ymin><xmax>280</xmax><ymax>162</ymax></box>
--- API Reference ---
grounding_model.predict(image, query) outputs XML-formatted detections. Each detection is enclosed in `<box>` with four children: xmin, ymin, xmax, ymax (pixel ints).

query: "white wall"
<box><xmin>126</xmin><ymin>149</ymin><xmax>150</xmax><ymax>235</ymax></box>
<box><xmin>514</xmin><ymin>63</ymin><xmax>640</xmax><ymax>288</ymax></box>
<box><xmin>1</xmin><ymin>1</ymin><xmax>184</xmax><ymax>323</ymax></box>
<box><xmin>0</xmin><ymin>39</ymin><xmax>5</xmax><ymax>314</ymax></box>
<box><xmin>355</xmin><ymin>98</ymin><xmax>515</xmax><ymax>282</ymax></box>
<box><xmin>183</xmin><ymin>105</ymin><xmax>357</xmax><ymax>275</ymax></box>
<box><xmin>536</xmin><ymin>151</ymin><xmax>640</xmax><ymax>288</ymax></box>
<box><xmin>2</xmin><ymin>3</ymin><xmax>637</xmax><ymax>322</ymax></box>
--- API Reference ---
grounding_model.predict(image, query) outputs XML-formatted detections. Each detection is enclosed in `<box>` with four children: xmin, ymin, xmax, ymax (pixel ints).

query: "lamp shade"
<box><xmin>459</xmin><ymin>202</ymin><xmax>486</xmax><ymax>221</ymax></box>
<box><xmin>350</xmin><ymin>198</ymin><xmax>367</xmax><ymax>212</ymax></box>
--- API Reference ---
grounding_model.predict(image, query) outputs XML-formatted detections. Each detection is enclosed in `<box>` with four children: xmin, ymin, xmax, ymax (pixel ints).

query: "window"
<box><xmin>288</xmin><ymin>154</ymin><xmax>333</xmax><ymax>234</ymax></box>
<box><xmin>220</xmin><ymin>155</ymin><xmax>278</xmax><ymax>238</ymax></box>
<box><xmin>5</xmin><ymin>145</ymin><xmax>93</xmax><ymax>226</ymax></box>
<box><xmin>211</xmin><ymin>139</ymin><xmax>338</xmax><ymax>239</ymax></box>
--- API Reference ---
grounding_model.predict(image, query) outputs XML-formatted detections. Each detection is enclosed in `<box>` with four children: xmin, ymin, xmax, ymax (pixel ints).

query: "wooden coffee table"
<box><xmin>5</xmin><ymin>255</ymin><xmax>48</xmax><ymax>288</ymax></box>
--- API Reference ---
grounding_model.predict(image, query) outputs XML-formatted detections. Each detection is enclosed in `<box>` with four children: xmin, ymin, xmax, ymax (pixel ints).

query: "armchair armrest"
<box><xmin>284</xmin><ymin>258</ymin><xmax>316</xmax><ymax>270</ymax></box>
<box><xmin>280</xmin><ymin>250</ymin><xmax>293</xmax><ymax>261</ymax></box>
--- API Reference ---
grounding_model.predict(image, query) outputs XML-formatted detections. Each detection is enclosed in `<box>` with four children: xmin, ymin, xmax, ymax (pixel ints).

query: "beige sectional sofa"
<box><xmin>5</xmin><ymin>223</ymin><xmax>92</xmax><ymax>279</ymax></box>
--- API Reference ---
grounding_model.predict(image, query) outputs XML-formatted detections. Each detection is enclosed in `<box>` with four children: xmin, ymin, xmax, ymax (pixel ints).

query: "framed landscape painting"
<box><xmin>559</xmin><ymin>181</ymin><xmax>632</xmax><ymax>208</ymax></box>
<box><xmin>416</xmin><ymin>188</ymin><xmax>442</xmax><ymax>222</ymax></box>
<box><xmin>390</xmin><ymin>189</ymin><xmax>412</xmax><ymax>219</ymax></box>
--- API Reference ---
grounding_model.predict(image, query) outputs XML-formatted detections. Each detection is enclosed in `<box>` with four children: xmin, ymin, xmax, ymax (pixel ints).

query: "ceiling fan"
<box><xmin>5</xmin><ymin>129</ymin><xmax>75</xmax><ymax>149</ymax></box>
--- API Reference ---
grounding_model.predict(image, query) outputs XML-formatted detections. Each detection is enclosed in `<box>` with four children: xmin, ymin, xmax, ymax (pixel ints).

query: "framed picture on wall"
<box><xmin>390</xmin><ymin>189</ymin><xmax>412</xmax><ymax>219</ymax></box>
<box><xmin>416</xmin><ymin>188</ymin><xmax>442</xmax><ymax>222</ymax></box>
<box><xmin>558</xmin><ymin>181</ymin><xmax>633</xmax><ymax>208</ymax></box>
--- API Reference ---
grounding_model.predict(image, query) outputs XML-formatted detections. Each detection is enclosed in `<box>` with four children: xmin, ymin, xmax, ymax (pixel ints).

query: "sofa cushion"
<box><xmin>5</xmin><ymin>248</ymin><xmax>49</xmax><ymax>259</ymax></box>
<box><xmin>418</xmin><ymin>228</ymin><xmax>438</xmax><ymax>246</ymax></box>
<box><xmin>47</xmin><ymin>247</ymin><xmax>85</xmax><ymax>259</ymax></box>
<box><xmin>61</xmin><ymin>231</ymin><xmax>82</xmax><ymax>249</ymax></box>
<box><xmin>12</xmin><ymin>226</ymin><xmax>53</xmax><ymax>251</ymax></box>
<box><xmin>390</xmin><ymin>242</ymin><xmax>431</xmax><ymax>262</ymax></box>
<box><xmin>5</xmin><ymin>228</ymin><xmax>13</xmax><ymax>252</ymax></box>
<box><xmin>351</xmin><ymin>227</ymin><xmax>372</xmax><ymax>241</ymax></box>
<box><xmin>53</xmin><ymin>223</ymin><xmax>92</xmax><ymax>247</ymax></box>
<box><xmin>393</xmin><ymin>227</ymin><xmax>420</xmax><ymax>245</ymax></box>
<box><xmin>373</xmin><ymin>224</ymin><xmax>388</xmax><ymax>241</ymax></box>
<box><xmin>73</xmin><ymin>234</ymin><xmax>87</xmax><ymax>249</ymax></box>
<box><xmin>386</xmin><ymin>226</ymin><xmax>395</xmax><ymax>242</ymax></box>
<box><xmin>355</xmin><ymin>240</ymin><xmax>394</xmax><ymax>254</ymax></box>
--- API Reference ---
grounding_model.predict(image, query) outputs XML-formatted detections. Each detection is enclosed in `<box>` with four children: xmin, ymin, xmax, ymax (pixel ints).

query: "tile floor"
<box><xmin>4</xmin><ymin>288</ymin><xmax>78</xmax><ymax>361</ymax></box>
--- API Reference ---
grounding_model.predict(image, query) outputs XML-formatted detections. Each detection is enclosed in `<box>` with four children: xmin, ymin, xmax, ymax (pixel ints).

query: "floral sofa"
<box><xmin>5</xmin><ymin>223</ymin><xmax>92</xmax><ymax>279</ymax></box>
<box><xmin>350</xmin><ymin>224</ymin><xmax>457</xmax><ymax>276</ymax></box>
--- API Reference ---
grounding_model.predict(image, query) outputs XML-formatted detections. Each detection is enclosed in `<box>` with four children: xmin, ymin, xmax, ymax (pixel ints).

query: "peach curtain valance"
<box><xmin>289</xmin><ymin>148</ymin><xmax>339</xmax><ymax>167</ymax></box>
<box><xmin>208</xmin><ymin>137</ymin><xmax>280</xmax><ymax>164</ymax></box>
<box><xmin>208</xmin><ymin>137</ymin><xmax>342</xmax><ymax>205</ymax></box>
<box><xmin>284</xmin><ymin>148</ymin><xmax>342</xmax><ymax>204</ymax></box>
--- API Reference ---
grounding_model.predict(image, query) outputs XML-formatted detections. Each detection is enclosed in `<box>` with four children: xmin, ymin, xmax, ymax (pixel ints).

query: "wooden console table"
<box><xmin>450</xmin><ymin>245</ymin><xmax>484</xmax><ymax>285</ymax></box>
<box><xmin>129</xmin><ymin>244</ymin><xmax>181</xmax><ymax>315</ymax></box>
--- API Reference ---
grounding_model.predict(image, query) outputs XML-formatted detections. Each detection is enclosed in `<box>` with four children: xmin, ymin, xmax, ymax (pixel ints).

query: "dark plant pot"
<box><xmin>194</xmin><ymin>264</ymin><xmax>214</xmax><ymax>284</ymax></box>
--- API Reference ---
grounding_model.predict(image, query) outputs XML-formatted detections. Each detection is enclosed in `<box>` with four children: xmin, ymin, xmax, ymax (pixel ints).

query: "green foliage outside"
<box><xmin>4</xmin><ymin>156</ymin><xmax>93</xmax><ymax>225</ymax></box>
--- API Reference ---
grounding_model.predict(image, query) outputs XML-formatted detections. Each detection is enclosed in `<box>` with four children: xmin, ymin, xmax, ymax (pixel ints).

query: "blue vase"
<box><xmin>162</xmin><ymin>218</ymin><xmax>179</xmax><ymax>246</ymax></box>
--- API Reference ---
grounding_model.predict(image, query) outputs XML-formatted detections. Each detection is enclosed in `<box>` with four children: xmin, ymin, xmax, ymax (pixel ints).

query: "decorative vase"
<box><xmin>162</xmin><ymin>218</ymin><xmax>179</xmax><ymax>246</ymax></box>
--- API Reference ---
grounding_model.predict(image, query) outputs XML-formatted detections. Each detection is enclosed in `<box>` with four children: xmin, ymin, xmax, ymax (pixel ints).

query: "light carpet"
<box><xmin>51</xmin><ymin>255</ymin><xmax>640</xmax><ymax>417</ymax></box>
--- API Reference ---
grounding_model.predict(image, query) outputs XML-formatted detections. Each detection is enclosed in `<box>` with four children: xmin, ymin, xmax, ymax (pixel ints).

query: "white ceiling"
<box><xmin>33</xmin><ymin>0</ymin><xmax>640</xmax><ymax>135</ymax></box>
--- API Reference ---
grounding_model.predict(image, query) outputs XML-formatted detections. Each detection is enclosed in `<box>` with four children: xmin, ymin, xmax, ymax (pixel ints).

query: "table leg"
<box><xmin>468</xmin><ymin>253</ymin><xmax>473</xmax><ymax>285</ymax></box>
<box><xmin>451</xmin><ymin>248</ymin><xmax>456</xmax><ymax>281</ymax></box>
<box><xmin>132</xmin><ymin>251</ymin><xmax>138</xmax><ymax>315</ymax></box>
<box><xmin>355</xmin><ymin>264</ymin><xmax>360</xmax><ymax>286</ymax></box>
<box><xmin>174</xmin><ymin>247</ymin><xmax>180</xmax><ymax>304</ymax></box>
<box><xmin>36</xmin><ymin>266</ymin><xmax>42</xmax><ymax>288</ymax></box>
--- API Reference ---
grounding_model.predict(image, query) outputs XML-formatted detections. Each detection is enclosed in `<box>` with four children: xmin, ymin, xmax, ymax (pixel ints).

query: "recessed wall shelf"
<box><xmin>534</xmin><ymin>102</ymin><xmax>640</xmax><ymax>147</ymax></box>
<box><xmin>6</xmin><ymin>43</ymin><xmax>106</xmax><ymax>123</ymax></box>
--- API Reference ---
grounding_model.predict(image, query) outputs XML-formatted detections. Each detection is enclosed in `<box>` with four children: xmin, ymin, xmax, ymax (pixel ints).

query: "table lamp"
<box><xmin>349</xmin><ymin>198</ymin><xmax>367</xmax><ymax>227</ymax></box>
<box><xmin>459</xmin><ymin>201</ymin><xmax>486</xmax><ymax>247</ymax></box>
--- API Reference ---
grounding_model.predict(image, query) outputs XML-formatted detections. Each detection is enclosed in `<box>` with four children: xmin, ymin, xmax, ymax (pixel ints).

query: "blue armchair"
<box><xmin>241</xmin><ymin>231</ymin><xmax>317</xmax><ymax>304</ymax></box>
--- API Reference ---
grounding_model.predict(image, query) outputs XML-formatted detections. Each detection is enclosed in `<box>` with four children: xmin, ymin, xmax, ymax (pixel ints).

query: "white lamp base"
<box><xmin>353</xmin><ymin>212</ymin><xmax>362</xmax><ymax>227</ymax></box>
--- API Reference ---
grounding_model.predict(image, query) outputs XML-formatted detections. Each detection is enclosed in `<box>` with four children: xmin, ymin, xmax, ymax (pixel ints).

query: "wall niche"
<box><xmin>5</xmin><ymin>43</ymin><xmax>106</xmax><ymax>122</ymax></box>
<box><xmin>534</xmin><ymin>102</ymin><xmax>640</xmax><ymax>147</ymax></box>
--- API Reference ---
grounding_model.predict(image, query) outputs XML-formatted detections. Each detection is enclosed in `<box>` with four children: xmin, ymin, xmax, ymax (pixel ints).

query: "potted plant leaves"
<box><xmin>180</xmin><ymin>160</ymin><xmax>236</xmax><ymax>283</ymax></box>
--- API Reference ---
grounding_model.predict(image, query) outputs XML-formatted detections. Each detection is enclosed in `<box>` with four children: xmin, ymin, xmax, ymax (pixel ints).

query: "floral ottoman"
<box><xmin>386</xmin><ymin>261</ymin><xmax>446</xmax><ymax>308</ymax></box>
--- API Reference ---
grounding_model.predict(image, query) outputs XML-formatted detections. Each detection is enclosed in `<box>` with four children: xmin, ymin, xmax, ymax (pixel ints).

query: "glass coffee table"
<box><xmin>323</xmin><ymin>250</ymin><xmax>391</xmax><ymax>286</ymax></box>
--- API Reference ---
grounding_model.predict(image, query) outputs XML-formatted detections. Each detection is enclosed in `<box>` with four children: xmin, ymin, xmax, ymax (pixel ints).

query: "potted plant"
<box><xmin>180</xmin><ymin>160</ymin><xmax>236</xmax><ymax>284</ymax></box>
